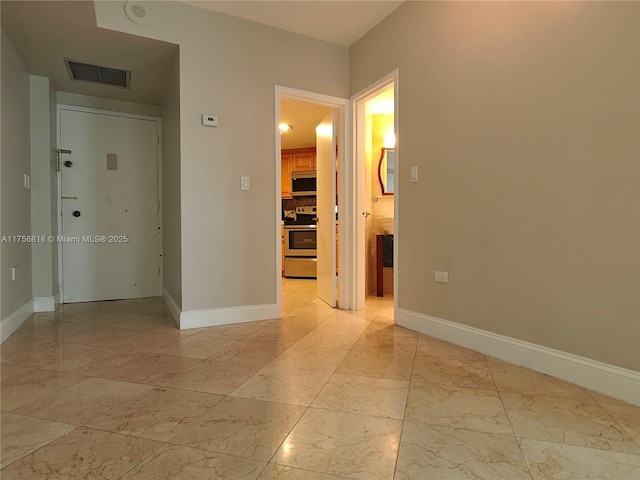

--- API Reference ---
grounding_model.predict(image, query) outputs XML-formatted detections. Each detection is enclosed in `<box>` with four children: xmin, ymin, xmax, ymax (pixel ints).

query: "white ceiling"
<box><xmin>280</xmin><ymin>99</ymin><xmax>334</xmax><ymax>149</ymax></box>
<box><xmin>185</xmin><ymin>0</ymin><xmax>404</xmax><ymax>47</ymax></box>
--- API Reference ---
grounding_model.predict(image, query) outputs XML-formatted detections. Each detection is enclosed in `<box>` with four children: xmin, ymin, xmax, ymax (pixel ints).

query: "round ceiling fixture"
<box><xmin>124</xmin><ymin>1</ymin><xmax>152</xmax><ymax>25</ymax></box>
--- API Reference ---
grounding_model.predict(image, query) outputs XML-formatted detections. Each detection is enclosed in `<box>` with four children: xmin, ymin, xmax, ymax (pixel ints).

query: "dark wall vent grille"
<box><xmin>64</xmin><ymin>59</ymin><xmax>131</xmax><ymax>89</ymax></box>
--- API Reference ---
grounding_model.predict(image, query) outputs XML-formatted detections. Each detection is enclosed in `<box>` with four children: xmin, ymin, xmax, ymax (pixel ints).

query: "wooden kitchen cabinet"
<box><xmin>291</xmin><ymin>151</ymin><xmax>315</xmax><ymax>171</ymax></box>
<box><xmin>283</xmin><ymin>147</ymin><xmax>316</xmax><ymax>172</ymax></box>
<box><xmin>282</xmin><ymin>148</ymin><xmax>316</xmax><ymax>198</ymax></box>
<box><xmin>281</xmin><ymin>153</ymin><xmax>292</xmax><ymax>198</ymax></box>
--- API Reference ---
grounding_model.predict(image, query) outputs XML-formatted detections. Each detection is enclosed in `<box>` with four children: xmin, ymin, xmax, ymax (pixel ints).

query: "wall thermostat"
<box><xmin>202</xmin><ymin>114</ymin><xmax>218</xmax><ymax>127</ymax></box>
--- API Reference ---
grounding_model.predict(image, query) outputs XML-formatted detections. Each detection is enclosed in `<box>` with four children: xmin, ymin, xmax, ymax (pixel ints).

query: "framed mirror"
<box><xmin>378</xmin><ymin>148</ymin><xmax>395</xmax><ymax>195</ymax></box>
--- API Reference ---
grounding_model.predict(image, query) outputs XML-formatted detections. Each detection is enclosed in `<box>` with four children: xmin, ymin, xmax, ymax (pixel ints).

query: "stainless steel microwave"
<box><xmin>291</xmin><ymin>170</ymin><xmax>316</xmax><ymax>196</ymax></box>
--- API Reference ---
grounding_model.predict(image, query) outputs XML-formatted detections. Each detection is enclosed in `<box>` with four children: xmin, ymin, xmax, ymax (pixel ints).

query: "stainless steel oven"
<box><xmin>284</xmin><ymin>225</ymin><xmax>317</xmax><ymax>278</ymax></box>
<box><xmin>284</xmin><ymin>225</ymin><xmax>317</xmax><ymax>256</ymax></box>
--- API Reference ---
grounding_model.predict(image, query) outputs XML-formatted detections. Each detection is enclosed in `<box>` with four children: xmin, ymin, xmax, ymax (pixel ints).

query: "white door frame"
<box><xmin>350</xmin><ymin>70</ymin><xmax>399</xmax><ymax>311</ymax></box>
<box><xmin>274</xmin><ymin>86</ymin><xmax>351</xmax><ymax>314</ymax></box>
<box><xmin>56</xmin><ymin>105</ymin><xmax>163</xmax><ymax>302</ymax></box>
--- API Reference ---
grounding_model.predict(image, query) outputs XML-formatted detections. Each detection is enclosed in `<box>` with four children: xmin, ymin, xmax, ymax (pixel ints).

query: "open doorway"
<box><xmin>275</xmin><ymin>87</ymin><xmax>350</xmax><ymax>316</ymax></box>
<box><xmin>353</xmin><ymin>71</ymin><xmax>398</xmax><ymax>313</ymax></box>
<box><xmin>363</xmin><ymin>86</ymin><xmax>395</xmax><ymax>306</ymax></box>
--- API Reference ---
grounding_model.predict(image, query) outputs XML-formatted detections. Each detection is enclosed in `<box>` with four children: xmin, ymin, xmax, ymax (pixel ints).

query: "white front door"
<box><xmin>59</xmin><ymin>108</ymin><xmax>161</xmax><ymax>303</ymax></box>
<box><xmin>316</xmin><ymin>111</ymin><xmax>337</xmax><ymax>307</ymax></box>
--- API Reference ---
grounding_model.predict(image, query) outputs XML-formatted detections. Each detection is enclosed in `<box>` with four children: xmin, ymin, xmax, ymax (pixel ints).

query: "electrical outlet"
<box><xmin>202</xmin><ymin>114</ymin><xmax>218</xmax><ymax>127</ymax></box>
<box><xmin>435</xmin><ymin>271</ymin><xmax>448</xmax><ymax>283</ymax></box>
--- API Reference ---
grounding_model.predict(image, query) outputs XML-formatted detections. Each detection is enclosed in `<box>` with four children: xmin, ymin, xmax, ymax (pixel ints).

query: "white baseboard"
<box><xmin>161</xmin><ymin>287</ymin><xmax>181</xmax><ymax>327</ymax></box>
<box><xmin>1</xmin><ymin>299</ymin><xmax>35</xmax><ymax>343</ymax></box>
<box><xmin>161</xmin><ymin>288</ymin><xmax>277</xmax><ymax>330</ymax></box>
<box><xmin>34</xmin><ymin>296</ymin><xmax>55</xmax><ymax>312</ymax></box>
<box><xmin>396</xmin><ymin>308</ymin><xmax>640</xmax><ymax>407</ymax></box>
<box><xmin>180</xmin><ymin>303</ymin><xmax>278</xmax><ymax>330</ymax></box>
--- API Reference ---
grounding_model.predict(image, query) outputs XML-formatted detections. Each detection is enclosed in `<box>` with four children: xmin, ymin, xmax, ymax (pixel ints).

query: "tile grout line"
<box><xmin>391</xmin><ymin>326</ymin><xmax>419</xmax><ymax>479</ymax></box>
<box><xmin>257</xmin><ymin>309</ymin><xmax>371</xmax><ymax>478</ymax></box>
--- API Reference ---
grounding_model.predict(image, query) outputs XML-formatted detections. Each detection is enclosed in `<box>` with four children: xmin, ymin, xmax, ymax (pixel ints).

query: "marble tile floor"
<box><xmin>0</xmin><ymin>278</ymin><xmax>638</xmax><ymax>479</ymax></box>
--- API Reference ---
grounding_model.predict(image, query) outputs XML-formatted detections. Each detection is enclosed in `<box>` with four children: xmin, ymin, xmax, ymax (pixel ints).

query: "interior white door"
<box><xmin>316</xmin><ymin>111</ymin><xmax>337</xmax><ymax>307</ymax></box>
<box><xmin>60</xmin><ymin>109</ymin><xmax>160</xmax><ymax>303</ymax></box>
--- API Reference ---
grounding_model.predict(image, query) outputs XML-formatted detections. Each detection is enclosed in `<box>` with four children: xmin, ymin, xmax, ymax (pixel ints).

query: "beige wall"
<box><xmin>351</xmin><ymin>2</ymin><xmax>640</xmax><ymax>371</ymax></box>
<box><xmin>95</xmin><ymin>1</ymin><xmax>349</xmax><ymax>311</ymax></box>
<box><xmin>161</xmin><ymin>51</ymin><xmax>182</xmax><ymax>308</ymax></box>
<box><xmin>56</xmin><ymin>92</ymin><xmax>162</xmax><ymax>117</ymax></box>
<box><xmin>30</xmin><ymin>75</ymin><xmax>55</xmax><ymax>299</ymax></box>
<box><xmin>49</xmin><ymin>84</ymin><xmax>59</xmax><ymax>296</ymax></box>
<box><xmin>1</xmin><ymin>29</ymin><xmax>33</xmax><ymax>318</ymax></box>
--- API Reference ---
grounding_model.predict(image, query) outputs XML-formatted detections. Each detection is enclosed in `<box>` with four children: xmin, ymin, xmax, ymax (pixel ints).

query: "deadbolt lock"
<box><xmin>64</xmin><ymin>160</ymin><xmax>73</xmax><ymax>168</ymax></box>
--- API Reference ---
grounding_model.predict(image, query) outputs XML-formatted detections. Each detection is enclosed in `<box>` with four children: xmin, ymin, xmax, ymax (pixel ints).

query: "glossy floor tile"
<box><xmin>520</xmin><ymin>438</ymin><xmax>640</xmax><ymax>480</ymax></box>
<box><xmin>230</xmin><ymin>362</ymin><xmax>335</xmax><ymax>406</ymax></box>
<box><xmin>335</xmin><ymin>349</ymin><xmax>414</xmax><ymax>380</ymax></box>
<box><xmin>2</xmin><ymin>281</ymin><xmax>639</xmax><ymax>479</ymax></box>
<box><xmin>405</xmin><ymin>382</ymin><xmax>514</xmax><ymax>435</ymax></box>
<box><xmin>165</xmin><ymin>358</ymin><xmax>263</xmax><ymax>395</ymax></box>
<box><xmin>0</xmin><ymin>367</ymin><xmax>86</xmax><ymax>411</ymax></box>
<box><xmin>311</xmin><ymin>373</ymin><xmax>409</xmax><ymax>419</ymax></box>
<box><xmin>0</xmin><ymin>428</ymin><xmax>162</xmax><ymax>480</ymax></box>
<box><xmin>122</xmin><ymin>444</ymin><xmax>265</xmax><ymax>479</ymax></box>
<box><xmin>272</xmin><ymin>408</ymin><xmax>402</xmax><ymax>480</ymax></box>
<box><xmin>395</xmin><ymin>422</ymin><xmax>530</xmax><ymax>480</ymax></box>
<box><xmin>170</xmin><ymin>396</ymin><xmax>307</xmax><ymax>461</ymax></box>
<box><xmin>501</xmin><ymin>392</ymin><xmax>640</xmax><ymax>454</ymax></box>
<box><xmin>14</xmin><ymin>377</ymin><xmax>153</xmax><ymax>426</ymax></box>
<box><xmin>0</xmin><ymin>412</ymin><xmax>74</xmax><ymax>469</ymax></box>
<box><xmin>411</xmin><ymin>353</ymin><xmax>495</xmax><ymax>391</ymax></box>
<box><xmin>87</xmin><ymin>387</ymin><xmax>224</xmax><ymax>442</ymax></box>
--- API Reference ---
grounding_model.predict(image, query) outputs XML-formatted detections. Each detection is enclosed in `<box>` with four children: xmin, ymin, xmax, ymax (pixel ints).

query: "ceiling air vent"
<box><xmin>64</xmin><ymin>59</ymin><xmax>131</xmax><ymax>89</ymax></box>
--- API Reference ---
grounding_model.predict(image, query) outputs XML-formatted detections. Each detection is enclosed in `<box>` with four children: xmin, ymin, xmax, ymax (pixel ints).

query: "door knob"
<box><xmin>64</xmin><ymin>160</ymin><xmax>73</xmax><ymax>168</ymax></box>
<box><xmin>72</xmin><ymin>210</ymin><xmax>81</xmax><ymax>217</ymax></box>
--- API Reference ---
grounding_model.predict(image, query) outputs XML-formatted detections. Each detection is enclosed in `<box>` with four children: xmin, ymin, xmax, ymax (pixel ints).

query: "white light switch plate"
<box><xmin>107</xmin><ymin>153</ymin><xmax>117</xmax><ymax>170</ymax></box>
<box><xmin>241</xmin><ymin>176</ymin><xmax>250</xmax><ymax>190</ymax></box>
<box><xmin>410</xmin><ymin>166</ymin><xmax>418</xmax><ymax>183</ymax></box>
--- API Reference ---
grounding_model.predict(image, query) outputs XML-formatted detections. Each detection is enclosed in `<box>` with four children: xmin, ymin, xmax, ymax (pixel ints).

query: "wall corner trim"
<box><xmin>162</xmin><ymin>287</ymin><xmax>181</xmax><ymax>328</ymax></box>
<box><xmin>179</xmin><ymin>304</ymin><xmax>278</xmax><ymax>330</ymax></box>
<box><xmin>396</xmin><ymin>308</ymin><xmax>640</xmax><ymax>406</ymax></box>
<box><xmin>1</xmin><ymin>299</ymin><xmax>35</xmax><ymax>343</ymax></box>
<box><xmin>34</xmin><ymin>297</ymin><xmax>55</xmax><ymax>312</ymax></box>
